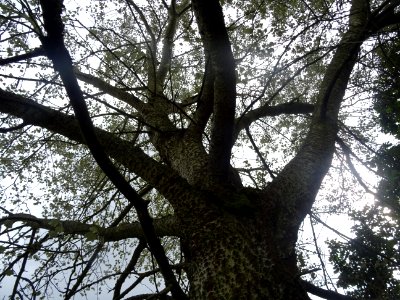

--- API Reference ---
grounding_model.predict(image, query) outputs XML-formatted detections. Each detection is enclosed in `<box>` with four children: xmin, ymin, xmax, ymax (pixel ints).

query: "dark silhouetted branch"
<box><xmin>38</xmin><ymin>1</ymin><xmax>187</xmax><ymax>298</ymax></box>
<box><xmin>301</xmin><ymin>280</ymin><xmax>355</xmax><ymax>300</ymax></box>
<box><xmin>0</xmin><ymin>47</ymin><xmax>45</xmax><ymax>65</ymax></box>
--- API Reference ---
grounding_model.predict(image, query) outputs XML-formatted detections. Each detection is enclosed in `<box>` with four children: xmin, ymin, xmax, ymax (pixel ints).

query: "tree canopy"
<box><xmin>0</xmin><ymin>0</ymin><xmax>399</xmax><ymax>299</ymax></box>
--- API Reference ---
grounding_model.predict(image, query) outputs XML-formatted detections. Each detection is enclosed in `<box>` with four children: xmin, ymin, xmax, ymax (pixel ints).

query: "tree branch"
<box><xmin>156</xmin><ymin>0</ymin><xmax>178</xmax><ymax>89</ymax></box>
<box><xmin>124</xmin><ymin>292</ymin><xmax>173</xmax><ymax>300</ymax></box>
<box><xmin>301</xmin><ymin>280</ymin><xmax>355</xmax><ymax>300</ymax></box>
<box><xmin>0</xmin><ymin>47</ymin><xmax>45</xmax><ymax>65</ymax></box>
<box><xmin>245</xmin><ymin>126</ymin><xmax>275</xmax><ymax>179</ymax></box>
<box><xmin>0</xmin><ymin>121</ymin><xmax>28</xmax><ymax>133</ymax></box>
<box><xmin>74</xmin><ymin>69</ymin><xmax>146</xmax><ymax>112</ymax></box>
<box><xmin>187</xmin><ymin>57</ymin><xmax>214</xmax><ymax>138</ymax></box>
<box><xmin>75</xmin><ymin>69</ymin><xmax>177</xmax><ymax>132</ymax></box>
<box><xmin>115</xmin><ymin>263</ymin><xmax>185</xmax><ymax>300</ymax></box>
<box><xmin>337</xmin><ymin>138</ymin><xmax>375</xmax><ymax>194</ymax></box>
<box><xmin>38</xmin><ymin>2</ymin><xmax>186</xmax><ymax>297</ymax></box>
<box><xmin>370</xmin><ymin>0</ymin><xmax>400</xmax><ymax>31</ymax></box>
<box><xmin>264</xmin><ymin>0</ymin><xmax>371</xmax><ymax>251</ymax></box>
<box><xmin>192</xmin><ymin>0</ymin><xmax>236</xmax><ymax>180</ymax></box>
<box><xmin>125</xmin><ymin>0</ymin><xmax>158</xmax><ymax>93</ymax></box>
<box><xmin>113</xmin><ymin>239</ymin><xmax>147</xmax><ymax>299</ymax></box>
<box><xmin>0</xmin><ymin>88</ymin><xmax>193</xmax><ymax>206</ymax></box>
<box><xmin>0</xmin><ymin>213</ymin><xmax>180</xmax><ymax>241</ymax></box>
<box><xmin>234</xmin><ymin>102</ymin><xmax>314</xmax><ymax>140</ymax></box>
<box><xmin>66</xmin><ymin>242</ymin><xmax>105</xmax><ymax>300</ymax></box>
<box><xmin>11</xmin><ymin>229</ymin><xmax>36</xmax><ymax>300</ymax></box>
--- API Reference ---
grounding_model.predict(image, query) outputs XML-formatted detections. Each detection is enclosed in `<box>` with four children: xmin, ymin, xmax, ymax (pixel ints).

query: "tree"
<box><xmin>374</xmin><ymin>36</ymin><xmax>400</xmax><ymax>215</ymax></box>
<box><xmin>328</xmin><ymin>205</ymin><xmax>400</xmax><ymax>299</ymax></box>
<box><xmin>0</xmin><ymin>0</ymin><xmax>399</xmax><ymax>299</ymax></box>
<box><xmin>326</xmin><ymin>27</ymin><xmax>400</xmax><ymax>300</ymax></box>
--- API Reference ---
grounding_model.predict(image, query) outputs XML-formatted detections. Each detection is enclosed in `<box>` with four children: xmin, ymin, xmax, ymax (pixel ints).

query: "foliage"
<box><xmin>374</xmin><ymin>38</ymin><xmax>400</xmax><ymax>139</ymax></box>
<box><xmin>328</xmin><ymin>206</ymin><xmax>400</xmax><ymax>299</ymax></box>
<box><xmin>373</xmin><ymin>38</ymin><xmax>400</xmax><ymax>214</ymax></box>
<box><xmin>375</xmin><ymin>144</ymin><xmax>400</xmax><ymax>214</ymax></box>
<box><xmin>328</xmin><ymin>30</ymin><xmax>400</xmax><ymax>300</ymax></box>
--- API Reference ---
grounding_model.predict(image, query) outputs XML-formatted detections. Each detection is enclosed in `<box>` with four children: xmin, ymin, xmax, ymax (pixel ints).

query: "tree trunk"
<box><xmin>181</xmin><ymin>192</ymin><xmax>310</xmax><ymax>300</ymax></box>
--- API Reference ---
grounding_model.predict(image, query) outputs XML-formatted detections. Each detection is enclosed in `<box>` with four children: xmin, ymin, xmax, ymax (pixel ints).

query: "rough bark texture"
<box><xmin>174</xmin><ymin>1</ymin><xmax>371</xmax><ymax>298</ymax></box>
<box><xmin>180</xmin><ymin>193</ymin><xmax>310</xmax><ymax>300</ymax></box>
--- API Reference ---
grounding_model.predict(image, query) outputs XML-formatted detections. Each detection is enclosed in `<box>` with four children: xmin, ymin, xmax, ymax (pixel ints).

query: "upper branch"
<box><xmin>192</xmin><ymin>0</ymin><xmax>236</xmax><ymax>179</ymax></box>
<box><xmin>125</xmin><ymin>0</ymin><xmax>158</xmax><ymax>95</ymax></box>
<box><xmin>234</xmin><ymin>102</ymin><xmax>314</xmax><ymax>141</ymax></box>
<box><xmin>187</xmin><ymin>57</ymin><xmax>215</xmax><ymax>137</ymax></box>
<box><xmin>156</xmin><ymin>0</ymin><xmax>178</xmax><ymax>89</ymax></box>
<box><xmin>155</xmin><ymin>0</ymin><xmax>190</xmax><ymax>91</ymax></box>
<box><xmin>263</xmin><ymin>0</ymin><xmax>372</xmax><ymax>250</ymax></box>
<box><xmin>75</xmin><ymin>69</ymin><xmax>176</xmax><ymax>132</ymax></box>
<box><xmin>74</xmin><ymin>69</ymin><xmax>146</xmax><ymax>112</ymax></box>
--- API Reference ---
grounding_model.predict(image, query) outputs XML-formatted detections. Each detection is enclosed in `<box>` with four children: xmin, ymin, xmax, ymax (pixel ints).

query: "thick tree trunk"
<box><xmin>181</xmin><ymin>194</ymin><xmax>309</xmax><ymax>300</ymax></box>
<box><xmin>176</xmin><ymin>2</ymin><xmax>373</xmax><ymax>296</ymax></box>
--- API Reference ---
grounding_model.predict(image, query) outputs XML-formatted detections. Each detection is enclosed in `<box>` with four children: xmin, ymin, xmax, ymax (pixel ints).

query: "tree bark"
<box><xmin>177</xmin><ymin>0</ymin><xmax>373</xmax><ymax>298</ymax></box>
<box><xmin>180</xmin><ymin>192</ymin><xmax>309</xmax><ymax>299</ymax></box>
